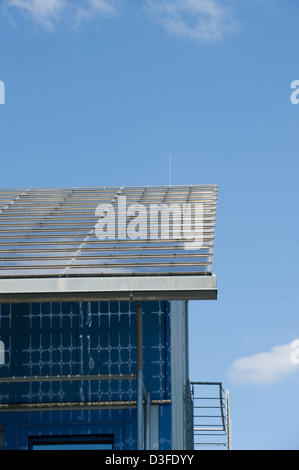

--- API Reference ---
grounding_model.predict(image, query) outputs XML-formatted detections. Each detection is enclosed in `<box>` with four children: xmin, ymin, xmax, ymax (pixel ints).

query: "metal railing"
<box><xmin>190</xmin><ymin>382</ymin><xmax>232</xmax><ymax>450</ymax></box>
<box><xmin>0</xmin><ymin>185</ymin><xmax>217</xmax><ymax>277</ymax></box>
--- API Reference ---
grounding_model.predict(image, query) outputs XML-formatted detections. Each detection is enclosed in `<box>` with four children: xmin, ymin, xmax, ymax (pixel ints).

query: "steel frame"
<box><xmin>0</xmin><ymin>185</ymin><xmax>217</xmax><ymax>278</ymax></box>
<box><xmin>190</xmin><ymin>381</ymin><xmax>232</xmax><ymax>450</ymax></box>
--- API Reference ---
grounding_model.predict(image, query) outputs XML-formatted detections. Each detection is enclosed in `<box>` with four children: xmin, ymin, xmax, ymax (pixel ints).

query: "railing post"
<box><xmin>136</xmin><ymin>302</ymin><xmax>144</xmax><ymax>450</ymax></box>
<box><xmin>145</xmin><ymin>391</ymin><xmax>151</xmax><ymax>450</ymax></box>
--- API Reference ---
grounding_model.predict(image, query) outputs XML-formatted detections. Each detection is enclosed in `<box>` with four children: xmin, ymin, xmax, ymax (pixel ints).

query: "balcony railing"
<box><xmin>190</xmin><ymin>381</ymin><xmax>232</xmax><ymax>450</ymax></box>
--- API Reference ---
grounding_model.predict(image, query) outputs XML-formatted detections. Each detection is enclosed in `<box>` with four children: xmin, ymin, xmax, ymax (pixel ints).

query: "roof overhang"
<box><xmin>0</xmin><ymin>185</ymin><xmax>218</xmax><ymax>303</ymax></box>
<box><xmin>0</xmin><ymin>274</ymin><xmax>217</xmax><ymax>303</ymax></box>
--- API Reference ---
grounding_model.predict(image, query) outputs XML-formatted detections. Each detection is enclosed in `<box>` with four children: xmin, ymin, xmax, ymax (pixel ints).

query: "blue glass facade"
<box><xmin>0</xmin><ymin>301</ymin><xmax>172</xmax><ymax>450</ymax></box>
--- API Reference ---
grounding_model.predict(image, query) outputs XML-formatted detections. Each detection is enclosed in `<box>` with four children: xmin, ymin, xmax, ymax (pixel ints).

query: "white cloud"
<box><xmin>228</xmin><ymin>341</ymin><xmax>299</xmax><ymax>385</ymax></box>
<box><xmin>74</xmin><ymin>0</ymin><xmax>120</xmax><ymax>25</ymax></box>
<box><xmin>3</xmin><ymin>0</ymin><xmax>120</xmax><ymax>29</ymax></box>
<box><xmin>1</xmin><ymin>0</ymin><xmax>265</xmax><ymax>43</ymax></box>
<box><xmin>145</xmin><ymin>0</ymin><xmax>239</xmax><ymax>43</ymax></box>
<box><xmin>5</xmin><ymin>0</ymin><xmax>66</xmax><ymax>28</ymax></box>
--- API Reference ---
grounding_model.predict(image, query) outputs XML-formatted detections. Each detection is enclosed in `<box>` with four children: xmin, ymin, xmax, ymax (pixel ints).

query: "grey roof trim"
<box><xmin>0</xmin><ymin>274</ymin><xmax>217</xmax><ymax>302</ymax></box>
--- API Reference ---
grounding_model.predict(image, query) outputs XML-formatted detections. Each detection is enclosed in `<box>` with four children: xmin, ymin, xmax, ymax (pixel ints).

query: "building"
<box><xmin>0</xmin><ymin>185</ymin><xmax>226</xmax><ymax>450</ymax></box>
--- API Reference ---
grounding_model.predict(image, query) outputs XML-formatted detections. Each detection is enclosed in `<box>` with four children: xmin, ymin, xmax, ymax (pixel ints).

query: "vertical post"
<box><xmin>136</xmin><ymin>302</ymin><xmax>144</xmax><ymax>450</ymax></box>
<box><xmin>225</xmin><ymin>390</ymin><xmax>232</xmax><ymax>450</ymax></box>
<box><xmin>146</xmin><ymin>391</ymin><xmax>151</xmax><ymax>450</ymax></box>
<box><xmin>0</xmin><ymin>341</ymin><xmax>4</xmax><ymax>365</ymax></box>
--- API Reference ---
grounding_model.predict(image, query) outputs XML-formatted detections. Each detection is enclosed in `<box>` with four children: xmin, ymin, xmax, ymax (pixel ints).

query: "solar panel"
<box><xmin>0</xmin><ymin>185</ymin><xmax>218</xmax><ymax>301</ymax></box>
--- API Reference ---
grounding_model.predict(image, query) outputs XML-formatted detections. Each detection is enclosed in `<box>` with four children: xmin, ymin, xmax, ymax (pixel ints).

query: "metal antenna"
<box><xmin>169</xmin><ymin>155</ymin><xmax>172</xmax><ymax>186</ymax></box>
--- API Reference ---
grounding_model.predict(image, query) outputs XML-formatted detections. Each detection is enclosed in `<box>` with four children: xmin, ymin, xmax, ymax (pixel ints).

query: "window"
<box><xmin>29</xmin><ymin>434</ymin><xmax>113</xmax><ymax>450</ymax></box>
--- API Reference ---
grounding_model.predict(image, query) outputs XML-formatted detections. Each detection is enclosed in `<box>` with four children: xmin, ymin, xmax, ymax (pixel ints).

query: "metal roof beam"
<box><xmin>0</xmin><ymin>274</ymin><xmax>217</xmax><ymax>303</ymax></box>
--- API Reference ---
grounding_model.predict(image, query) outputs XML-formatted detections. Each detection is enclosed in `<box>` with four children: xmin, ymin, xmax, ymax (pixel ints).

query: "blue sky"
<box><xmin>0</xmin><ymin>0</ymin><xmax>299</xmax><ymax>450</ymax></box>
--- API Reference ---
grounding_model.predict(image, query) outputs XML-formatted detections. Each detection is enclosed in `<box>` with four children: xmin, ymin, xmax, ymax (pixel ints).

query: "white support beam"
<box><xmin>171</xmin><ymin>300</ymin><xmax>189</xmax><ymax>450</ymax></box>
<box><xmin>0</xmin><ymin>274</ymin><xmax>217</xmax><ymax>303</ymax></box>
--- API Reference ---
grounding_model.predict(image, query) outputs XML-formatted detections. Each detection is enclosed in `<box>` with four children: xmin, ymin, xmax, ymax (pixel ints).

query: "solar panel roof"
<box><xmin>0</xmin><ymin>185</ymin><xmax>218</xmax><ymax>301</ymax></box>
